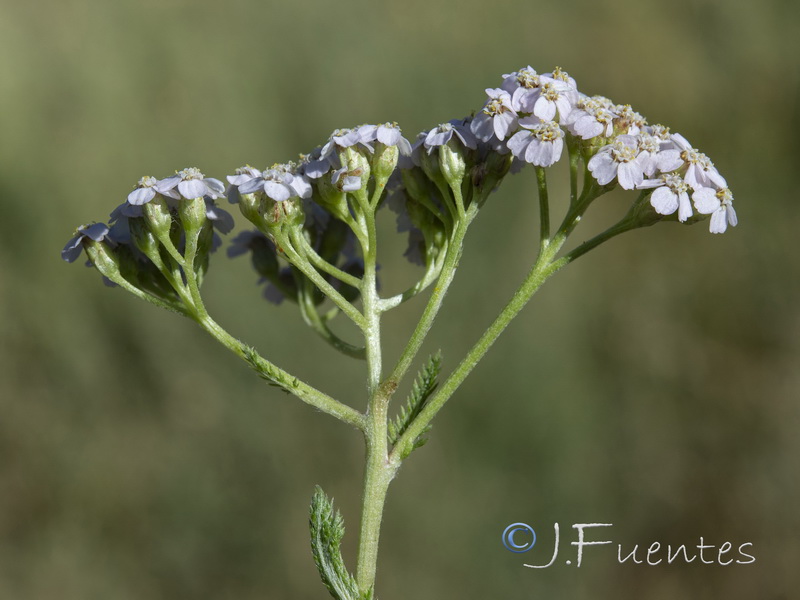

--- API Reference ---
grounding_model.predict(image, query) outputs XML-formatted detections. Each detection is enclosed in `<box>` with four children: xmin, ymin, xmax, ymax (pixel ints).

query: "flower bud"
<box><xmin>315</xmin><ymin>178</ymin><xmax>352</xmax><ymax>222</ymax></box>
<box><xmin>438</xmin><ymin>143</ymin><xmax>467</xmax><ymax>190</ymax></box>
<box><xmin>238</xmin><ymin>192</ymin><xmax>264</xmax><ymax>226</ymax></box>
<box><xmin>372</xmin><ymin>142</ymin><xmax>399</xmax><ymax>185</ymax></box>
<box><xmin>143</xmin><ymin>197</ymin><xmax>174</xmax><ymax>240</ymax></box>
<box><xmin>264</xmin><ymin>198</ymin><xmax>305</xmax><ymax>233</ymax></box>
<box><xmin>84</xmin><ymin>239</ymin><xmax>123</xmax><ymax>282</ymax></box>
<box><xmin>179</xmin><ymin>196</ymin><xmax>207</xmax><ymax>235</ymax></box>
<box><xmin>419</xmin><ymin>149</ymin><xmax>447</xmax><ymax>190</ymax></box>
<box><xmin>128</xmin><ymin>216</ymin><xmax>162</xmax><ymax>263</ymax></box>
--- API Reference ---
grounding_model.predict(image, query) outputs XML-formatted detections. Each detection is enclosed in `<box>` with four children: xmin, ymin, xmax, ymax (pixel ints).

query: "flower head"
<box><xmin>423</xmin><ymin>118</ymin><xmax>477</xmax><ymax>152</ymax></box>
<box><xmin>156</xmin><ymin>167</ymin><xmax>225</xmax><ymax>200</ymax></box>
<box><xmin>692</xmin><ymin>186</ymin><xmax>737</xmax><ymax>234</ymax></box>
<box><xmin>507</xmin><ymin>119</ymin><xmax>565</xmax><ymax>167</ymax></box>
<box><xmin>670</xmin><ymin>134</ymin><xmax>727</xmax><ymax>190</ymax></box>
<box><xmin>358</xmin><ymin>123</ymin><xmax>413</xmax><ymax>156</ymax></box>
<box><xmin>470</xmin><ymin>88</ymin><xmax>518</xmax><ymax>142</ymax></box>
<box><xmin>588</xmin><ymin>135</ymin><xmax>647</xmax><ymax>189</ymax></box>
<box><xmin>565</xmin><ymin>95</ymin><xmax>617</xmax><ymax>140</ymax></box>
<box><xmin>638</xmin><ymin>173</ymin><xmax>694</xmax><ymax>222</ymax></box>
<box><xmin>127</xmin><ymin>176</ymin><xmax>160</xmax><ymax>205</ymax></box>
<box><xmin>235</xmin><ymin>163</ymin><xmax>312</xmax><ymax>202</ymax></box>
<box><xmin>61</xmin><ymin>223</ymin><xmax>112</xmax><ymax>263</ymax></box>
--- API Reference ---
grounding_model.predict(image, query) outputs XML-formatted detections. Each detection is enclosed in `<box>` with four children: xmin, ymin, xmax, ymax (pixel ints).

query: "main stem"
<box><xmin>355</xmin><ymin>197</ymin><xmax>394</xmax><ymax>594</ymax></box>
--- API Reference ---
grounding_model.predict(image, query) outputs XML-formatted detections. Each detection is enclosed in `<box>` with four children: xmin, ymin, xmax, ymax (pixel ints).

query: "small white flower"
<box><xmin>157</xmin><ymin>167</ymin><xmax>225</xmax><ymax>200</ymax></box>
<box><xmin>470</xmin><ymin>88</ymin><xmax>518</xmax><ymax>141</ymax></box>
<box><xmin>670</xmin><ymin>133</ymin><xmax>727</xmax><ymax>190</ymax></box>
<box><xmin>127</xmin><ymin>176</ymin><xmax>159</xmax><ymax>205</ymax></box>
<box><xmin>424</xmin><ymin>119</ymin><xmax>477</xmax><ymax>152</ymax></box>
<box><xmin>358</xmin><ymin>123</ymin><xmax>413</xmax><ymax>156</ymax></box>
<box><xmin>544</xmin><ymin>66</ymin><xmax>578</xmax><ymax>89</ymax></box>
<box><xmin>636</xmin><ymin>133</ymin><xmax>683</xmax><ymax>177</ymax></box>
<box><xmin>501</xmin><ymin>66</ymin><xmax>541</xmax><ymax>96</ymax></box>
<box><xmin>331</xmin><ymin>166</ymin><xmax>363</xmax><ymax>192</ymax></box>
<box><xmin>614</xmin><ymin>104</ymin><xmax>647</xmax><ymax>135</ymax></box>
<box><xmin>506</xmin><ymin>119</ymin><xmax>564</xmax><ymax>167</ymax></box>
<box><xmin>587</xmin><ymin>135</ymin><xmax>647</xmax><ymax>189</ymax></box>
<box><xmin>638</xmin><ymin>173</ymin><xmax>693</xmax><ymax>222</ymax></box>
<box><xmin>565</xmin><ymin>95</ymin><xmax>617</xmax><ymax>140</ymax></box>
<box><xmin>522</xmin><ymin>79</ymin><xmax>576</xmax><ymax>122</ymax></box>
<box><xmin>237</xmin><ymin>163</ymin><xmax>312</xmax><ymax>202</ymax></box>
<box><xmin>692</xmin><ymin>186</ymin><xmax>737</xmax><ymax>234</ymax></box>
<box><xmin>226</xmin><ymin>165</ymin><xmax>261</xmax><ymax>205</ymax></box>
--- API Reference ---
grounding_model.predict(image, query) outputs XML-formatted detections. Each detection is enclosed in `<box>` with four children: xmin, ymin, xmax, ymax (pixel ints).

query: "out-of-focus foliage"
<box><xmin>1</xmin><ymin>0</ymin><xmax>798</xmax><ymax>598</ymax></box>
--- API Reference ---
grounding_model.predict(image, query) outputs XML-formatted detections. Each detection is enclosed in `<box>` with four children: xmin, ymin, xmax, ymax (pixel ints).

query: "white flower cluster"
<box><xmin>470</xmin><ymin>66</ymin><xmax>736</xmax><ymax>233</ymax></box>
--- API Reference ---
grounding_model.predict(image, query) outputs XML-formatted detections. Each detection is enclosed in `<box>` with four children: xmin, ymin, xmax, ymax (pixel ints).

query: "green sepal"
<box><xmin>309</xmin><ymin>486</ymin><xmax>362</xmax><ymax>600</ymax></box>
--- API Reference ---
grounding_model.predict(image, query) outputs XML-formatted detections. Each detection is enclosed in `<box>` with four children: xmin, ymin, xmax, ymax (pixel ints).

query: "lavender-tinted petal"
<box><xmin>692</xmin><ymin>187</ymin><xmax>719</xmax><ymax>214</ymax></box>
<box><xmin>574</xmin><ymin>116</ymin><xmax>604</xmax><ymax>140</ymax></box>
<box><xmin>677</xmin><ymin>192</ymin><xmax>693</xmax><ymax>222</ymax></box>
<box><xmin>506</xmin><ymin>130</ymin><xmax>531</xmax><ymax>159</ymax></box>
<box><xmin>709</xmin><ymin>208</ymin><xmax>727</xmax><ymax>233</ymax></box>
<box><xmin>127</xmin><ymin>187</ymin><xmax>156</xmax><ymax>205</ymax></box>
<box><xmin>650</xmin><ymin>187</ymin><xmax>678</xmax><ymax>215</ymax></box>
<box><xmin>726</xmin><ymin>205</ymin><xmax>738</xmax><ymax>227</ymax></box>
<box><xmin>617</xmin><ymin>162</ymin><xmax>643</xmax><ymax>190</ymax></box>
<box><xmin>264</xmin><ymin>181</ymin><xmax>292</xmax><ymax>202</ymax></box>
<box><xmin>291</xmin><ymin>176</ymin><xmax>313</xmax><ymax>199</ymax></box>
<box><xmin>588</xmin><ymin>154</ymin><xmax>617</xmax><ymax>185</ymax></box>
<box><xmin>707</xmin><ymin>169</ymin><xmax>727</xmax><ymax>188</ymax></box>
<box><xmin>156</xmin><ymin>175</ymin><xmax>180</xmax><ymax>192</ymax></box>
<box><xmin>304</xmin><ymin>159</ymin><xmax>331</xmax><ymax>179</ymax></box>
<box><xmin>82</xmin><ymin>222</ymin><xmax>110</xmax><ymax>241</ymax></box>
<box><xmin>395</xmin><ymin>136</ymin><xmax>412</xmax><ymax>156</ymax></box>
<box><xmin>425</xmin><ymin>129</ymin><xmax>452</xmax><ymax>148</ymax></box>
<box><xmin>178</xmin><ymin>179</ymin><xmax>207</xmax><ymax>199</ymax></box>
<box><xmin>205</xmin><ymin>178</ymin><xmax>225</xmax><ymax>195</ymax></box>
<box><xmin>61</xmin><ymin>235</ymin><xmax>84</xmax><ymax>262</ymax></box>
<box><xmin>454</xmin><ymin>126</ymin><xmax>477</xmax><ymax>149</ymax></box>
<box><xmin>238</xmin><ymin>178</ymin><xmax>265</xmax><ymax>194</ymax></box>
<box><xmin>470</xmin><ymin>113</ymin><xmax>494</xmax><ymax>142</ymax></box>
<box><xmin>655</xmin><ymin>149</ymin><xmax>682</xmax><ymax>173</ymax></box>
<box><xmin>342</xmin><ymin>175</ymin><xmax>362</xmax><ymax>192</ymax></box>
<box><xmin>108</xmin><ymin>218</ymin><xmax>132</xmax><ymax>244</ymax></box>
<box><xmin>533</xmin><ymin>97</ymin><xmax>556</xmax><ymax>121</ymax></box>
<box><xmin>377</xmin><ymin>125</ymin><xmax>400</xmax><ymax>146</ymax></box>
<box><xmin>493</xmin><ymin>112</ymin><xmax>517</xmax><ymax>141</ymax></box>
<box><xmin>227</xmin><ymin>173</ymin><xmax>254</xmax><ymax>186</ymax></box>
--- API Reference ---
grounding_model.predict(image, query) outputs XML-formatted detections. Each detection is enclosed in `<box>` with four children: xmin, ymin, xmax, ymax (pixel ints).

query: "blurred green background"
<box><xmin>1</xmin><ymin>0</ymin><xmax>798</xmax><ymax>598</ymax></box>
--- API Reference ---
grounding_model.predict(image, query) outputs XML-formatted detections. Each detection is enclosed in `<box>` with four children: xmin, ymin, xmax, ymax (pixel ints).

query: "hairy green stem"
<box><xmin>355</xmin><ymin>198</ymin><xmax>391</xmax><ymax>593</ymax></box>
<box><xmin>381</xmin><ymin>200</ymin><xmax>479</xmax><ymax>393</ymax></box>
<box><xmin>197</xmin><ymin>314</ymin><xmax>366</xmax><ymax>430</ymax></box>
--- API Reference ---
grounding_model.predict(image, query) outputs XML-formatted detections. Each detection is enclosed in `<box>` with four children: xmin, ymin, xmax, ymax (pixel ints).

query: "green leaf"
<box><xmin>309</xmin><ymin>486</ymin><xmax>361</xmax><ymax>600</ymax></box>
<box><xmin>242</xmin><ymin>345</ymin><xmax>299</xmax><ymax>394</ymax></box>
<box><xmin>388</xmin><ymin>352</ymin><xmax>441</xmax><ymax>455</ymax></box>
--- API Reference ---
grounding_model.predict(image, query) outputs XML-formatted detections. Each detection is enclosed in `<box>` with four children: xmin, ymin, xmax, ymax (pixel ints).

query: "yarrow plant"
<box><xmin>63</xmin><ymin>65</ymin><xmax>736</xmax><ymax>598</ymax></box>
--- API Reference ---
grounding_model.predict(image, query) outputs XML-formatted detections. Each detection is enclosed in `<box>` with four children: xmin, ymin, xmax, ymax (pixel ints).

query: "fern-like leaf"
<box><xmin>388</xmin><ymin>352</ymin><xmax>441</xmax><ymax>455</ymax></box>
<box><xmin>309</xmin><ymin>486</ymin><xmax>361</xmax><ymax>600</ymax></box>
<box><xmin>243</xmin><ymin>345</ymin><xmax>300</xmax><ymax>394</ymax></box>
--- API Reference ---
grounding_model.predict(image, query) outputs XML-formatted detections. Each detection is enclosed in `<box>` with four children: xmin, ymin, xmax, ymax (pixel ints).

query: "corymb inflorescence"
<box><xmin>62</xmin><ymin>66</ymin><xmax>737</xmax><ymax>600</ymax></box>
